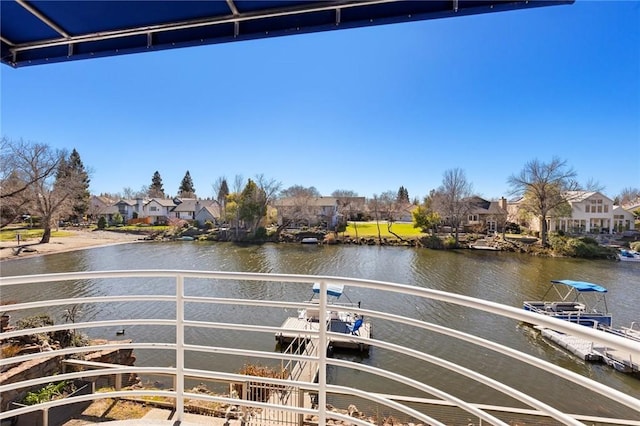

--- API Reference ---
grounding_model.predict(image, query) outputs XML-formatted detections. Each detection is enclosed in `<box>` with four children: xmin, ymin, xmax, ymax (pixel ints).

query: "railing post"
<box><xmin>318</xmin><ymin>280</ymin><xmax>328</xmax><ymax>426</ymax></box>
<box><xmin>176</xmin><ymin>273</ymin><xmax>185</xmax><ymax>421</ymax></box>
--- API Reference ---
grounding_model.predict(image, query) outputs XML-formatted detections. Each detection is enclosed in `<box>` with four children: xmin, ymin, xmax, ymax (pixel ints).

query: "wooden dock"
<box><xmin>539</xmin><ymin>327</ymin><xmax>639</xmax><ymax>374</ymax></box>
<box><xmin>275</xmin><ymin>317</ymin><xmax>372</xmax><ymax>352</ymax></box>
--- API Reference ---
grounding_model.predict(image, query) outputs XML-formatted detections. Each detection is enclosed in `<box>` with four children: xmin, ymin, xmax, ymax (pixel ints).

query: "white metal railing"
<box><xmin>0</xmin><ymin>270</ymin><xmax>639</xmax><ymax>426</ymax></box>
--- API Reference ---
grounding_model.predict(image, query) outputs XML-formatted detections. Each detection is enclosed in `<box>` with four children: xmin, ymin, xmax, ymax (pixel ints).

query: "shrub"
<box><xmin>112</xmin><ymin>212</ymin><xmax>123</xmax><ymax>226</ymax></box>
<box><xmin>97</xmin><ymin>216</ymin><xmax>108</xmax><ymax>229</ymax></box>
<box><xmin>443</xmin><ymin>236</ymin><xmax>458</xmax><ymax>249</ymax></box>
<box><xmin>234</xmin><ymin>363</ymin><xmax>287</xmax><ymax>402</ymax></box>
<box><xmin>23</xmin><ymin>381</ymin><xmax>77</xmax><ymax>405</ymax></box>
<box><xmin>253</xmin><ymin>227</ymin><xmax>267</xmax><ymax>240</ymax></box>
<box><xmin>16</xmin><ymin>313</ymin><xmax>88</xmax><ymax>348</ymax></box>
<box><xmin>420</xmin><ymin>235</ymin><xmax>443</xmax><ymax>249</ymax></box>
<box><xmin>549</xmin><ymin>234</ymin><xmax>613</xmax><ymax>258</ymax></box>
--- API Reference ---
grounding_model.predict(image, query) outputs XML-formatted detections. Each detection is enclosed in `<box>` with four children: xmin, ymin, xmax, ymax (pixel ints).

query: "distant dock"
<box><xmin>538</xmin><ymin>327</ymin><xmax>640</xmax><ymax>375</ymax></box>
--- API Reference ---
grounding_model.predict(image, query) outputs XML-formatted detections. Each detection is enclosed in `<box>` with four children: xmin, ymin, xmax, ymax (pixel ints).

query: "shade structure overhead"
<box><xmin>1</xmin><ymin>0</ymin><xmax>573</xmax><ymax>68</ymax></box>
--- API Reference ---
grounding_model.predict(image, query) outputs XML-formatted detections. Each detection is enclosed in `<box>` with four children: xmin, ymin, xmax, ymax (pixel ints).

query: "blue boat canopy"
<box><xmin>1</xmin><ymin>0</ymin><xmax>573</xmax><ymax>68</ymax></box>
<box><xmin>313</xmin><ymin>283</ymin><xmax>344</xmax><ymax>298</ymax></box>
<box><xmin>551</xmin><ymin>280</ymin><xmax>608</xmax><ymax>293</ymax></box>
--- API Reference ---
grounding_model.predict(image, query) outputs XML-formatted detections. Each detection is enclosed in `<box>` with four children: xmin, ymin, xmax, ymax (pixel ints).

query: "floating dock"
<box><xmin>276</xmin><ymin>316</ymin><xmax>372</xmax><ymax>352</ymax></box>
<box><xmin>538</xmin><ymin>327</ymin><xmax>640</xmax><ymax>374</ymax></box>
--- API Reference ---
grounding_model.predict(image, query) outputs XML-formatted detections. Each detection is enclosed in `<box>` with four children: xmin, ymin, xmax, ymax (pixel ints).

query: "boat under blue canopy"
<box><xmin>2</xmin><ymin>0</ymin><xmax>573</xmax><ymax>68</ymax></box>
<box><xmin>551</xmin><ymin>280</ymin><xmax>608</xmax><ymax>293</ymax></box>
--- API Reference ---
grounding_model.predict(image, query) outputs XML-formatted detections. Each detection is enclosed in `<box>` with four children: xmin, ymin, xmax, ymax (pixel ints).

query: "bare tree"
<box><xmin>433</xmin><ymin>168</ymin><xmax>474</xmax><ymax>245</ymax></box>
<box><xmin>1</xmin><ymin>138</ymin><xmax>59</xmax><ymax>228</ymax></box>
<box><xmin>9</xmin><ymin>142</ymin><xmax>88</xmax><ymax>243</ymax></box>
<box><xmin>332</xmin><ymin>190</ymin><xmax>363</xmax><ymax>238</ymax></box>
<box><xmin>276</xmin><ymin>185</ymin><xmax>319</xmax><ymax>232</ymax></box>
<box><xmin>507</xmin><ymin>157</ymin><xmax>601</xmax><ymax>246</ymax></box>
<box><xmin>212</xmin><ymin>176</ymin><xmax>230</xmax><ymax>220</ymax></box>
<box><xmin>616</xmin><ymin>187</ymin><xmax>640</xmax><ymax>206</ymax></box>
<box><xmin>229</xmin><ymin>175</ymin><xmax>245</xmax><ymax>238</ymax></box>
<box><xmin>368</xmin><ymin>194</ymin><xmax>383</xmax><ymax>244</ymax></box>
<box><xmin>378</xmin><ymin>190</ymin><xmax>409</xmax><ymax>241</ymax></box>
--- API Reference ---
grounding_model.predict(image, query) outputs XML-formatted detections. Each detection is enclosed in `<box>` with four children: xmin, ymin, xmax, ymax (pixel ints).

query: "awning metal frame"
<box><xmin>1</xmin><ymin>0</ymin><xmax>574</xmax><ymax>68</ymax></box>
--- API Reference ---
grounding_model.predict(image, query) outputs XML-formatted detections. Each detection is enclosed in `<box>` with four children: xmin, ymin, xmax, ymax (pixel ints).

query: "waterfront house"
<box><xmin>195</xmin><ymin>204</ymin><xmax>221</xmax><ymax>227</ymax></box>
<box><xmin>512</xmin><ymin>191</ymin><xmax>636</xmax><ymax>235</ymax></box>
<box><xmin>463</xmin><ymin>197</ymin><xmax>508</xmax><ymax>234</ymax></box>
<box><xmin>274</xmin><ymin>196</ymin><xmax>340</xmax><ymax>229</ymax></box>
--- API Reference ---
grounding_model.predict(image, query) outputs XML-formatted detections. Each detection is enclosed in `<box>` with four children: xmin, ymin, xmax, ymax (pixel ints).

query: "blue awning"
<box><xmin>1</xmin><ymin>0</ymin><xmax>573</xmax><ymax>68</ymax></box>
<box><xmin>313</xmin><ymin>282</ymin><xmax>344</xmax><ymax>298</ymax></box>
<box><xmin>551</xmin><ymin>280</ymin><xmax>608</xmax><ymax>293</ymax></box>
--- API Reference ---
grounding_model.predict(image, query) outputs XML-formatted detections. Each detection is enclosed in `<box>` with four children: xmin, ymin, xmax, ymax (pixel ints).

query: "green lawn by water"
<box><xmin>344</xmin><ymin>222</ymin><xmax>425</xmax><ymax>238</ymax></box>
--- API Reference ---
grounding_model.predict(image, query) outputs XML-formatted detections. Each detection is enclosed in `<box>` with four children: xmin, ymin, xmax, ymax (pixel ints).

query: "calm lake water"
<box><xmin>2</xmin><ymin>241</ymin><xmax>639</xmax><ymax>419</ymax></box>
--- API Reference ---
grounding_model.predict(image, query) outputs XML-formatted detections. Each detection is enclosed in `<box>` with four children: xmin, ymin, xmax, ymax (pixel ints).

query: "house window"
<box><xmin>585</xmin><ymin>205</ymin><xmax>590</xmax><ymax>213</ymax></box>
<box><xmin>604</xmin><ymin>205</ymin><xmax>608</xmax><ymax>213</ymax></box>
<box><xmin>468</xmin><ymin>214</ymin><xmax>478</xmax><ymax>222</ymax></box>
<box><xmin>150</xmin><ymin>206</ymin><xmax>158</xmax><ymax>212</ymax></box>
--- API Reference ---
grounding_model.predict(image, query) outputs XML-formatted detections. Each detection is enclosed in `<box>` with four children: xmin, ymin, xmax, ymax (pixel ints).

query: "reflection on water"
<box><xmin>2</xmin><ymin>241</ymin><xmax>639</xmax><ymax>417</ymax></box>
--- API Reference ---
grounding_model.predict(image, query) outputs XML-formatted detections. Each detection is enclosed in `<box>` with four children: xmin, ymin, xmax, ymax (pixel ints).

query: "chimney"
<box><xmin>499</xmin><ymin>197</ymin><xmax>507</xmax><ymax>211</ymax></box>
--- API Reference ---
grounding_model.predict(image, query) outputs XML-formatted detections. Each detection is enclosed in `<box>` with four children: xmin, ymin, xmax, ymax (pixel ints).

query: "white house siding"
<box><xmin>613</xmin><ymin>205</ymin><xmax>636</xmax><ymax>231</ymax></box>
<box><xmin>144</xmin><ymin>199</ymin><xmax>174</xmax><ymax>224</ymax></box>
<box><xmin>546</xmin><ymin>192</ymin><xmax>615</xmax><ymax>234</ymax></box>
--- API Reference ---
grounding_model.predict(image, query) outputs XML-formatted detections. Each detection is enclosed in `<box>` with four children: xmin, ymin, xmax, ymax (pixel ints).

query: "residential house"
<box><xmin>88</xmin><ymin>195</ymin><xmax>115</xmax><ymax>221</ymax></box>
<box><xmin>612</xmin><ymin>205</ymin><xmax>636</xmax><ymax>232</ymax></box>
<box><xmin>145</xmin><ymin>198</ymin><xmax>175</xmax><ymax>224</ymax></box>
<box><xmin>114</xmin><ymin>199</ymin><xmax>138</xmax><ymax>222</ymax></box>
<box><xmin>170</xmin><ymin>198</ymin><xmax>217</xmax><ymax>222</ymax></box>
<box><xmin>335</xmin><ymin>197</ymin><xmax>367</xmax><ymax>221</ymax></box>
<box><xmin>195</xmin><ymin>204</ymin><xmax>221</xmax><ymax>227</ymax></box>
<box><xmin>170</xmin><ymin>198</ymin><xmax>198</xmax><ymax>220</ymax></box>
<box><xmin>274</xmin><ymin>196</ymin><xmax>339</xmax><ymax>229</ymax></box>
<box><xmin>513</xmin><ymin>191</ymin><xmax>635</xmax><ymax>235</ymax></box>
<box><xmin>463</xmin><ymin>197</ymin><xmax>508</xmax><ymax>233</ymax></box>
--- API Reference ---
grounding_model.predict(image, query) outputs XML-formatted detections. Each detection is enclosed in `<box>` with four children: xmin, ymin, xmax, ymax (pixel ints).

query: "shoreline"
<box><xmin>0</xmin><ymin>229</ymin><xmax>143</xmax><ymax>262</ymax></box>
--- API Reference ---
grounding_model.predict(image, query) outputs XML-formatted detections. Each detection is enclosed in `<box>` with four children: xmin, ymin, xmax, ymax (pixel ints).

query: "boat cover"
<box><xmin>551</xmin><ymin>279</ymin><xmax>608</xmax><ymax>293</ymax></box>
<box><xmin>312</xmin><ymin>282</ymin><xmax>344</xmax><ymax>298</ymax></box>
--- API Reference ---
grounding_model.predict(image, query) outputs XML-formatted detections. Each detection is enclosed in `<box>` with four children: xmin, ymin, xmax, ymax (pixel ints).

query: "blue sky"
<box><xmin>2</xmin><ymin>0</ymin><xmax>639</xmax><ymax>202</ymax></box>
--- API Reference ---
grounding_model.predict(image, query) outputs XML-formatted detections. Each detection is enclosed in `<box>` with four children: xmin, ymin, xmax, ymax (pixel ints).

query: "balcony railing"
<box><xmin>1</xmin><ymin>270</ymin><xmax>639</xmax><ymax>426</ymax></box>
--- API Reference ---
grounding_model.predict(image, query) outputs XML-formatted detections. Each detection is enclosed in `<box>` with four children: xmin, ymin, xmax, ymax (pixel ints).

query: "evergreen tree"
<box><xmin>397</xmin><ymin>186</ymin><xmax>409</xmax><ymax>203</ymax></box>
<box><xmin>59</xmin><ymin>149</ymin><xmax>91</xmax><ymax>223</ymax></box>
<box><xmin>217</xmin><ymin>178</ymin><xmax>229</xmax><ymax>219</ymax></box>
<box><xmin>239</xmin><ymin>179</ymin><xmax>267</xmax><ymax>232</ymax></box>
<box><xmin>149</xmin><ymin>171</ymin><xmax>165</xmax><ymax>198</ymax></box>
<box><xmin>178</xmin><ymin>170</ymin><xmax>196</xmax><ymax>198</ymax></box>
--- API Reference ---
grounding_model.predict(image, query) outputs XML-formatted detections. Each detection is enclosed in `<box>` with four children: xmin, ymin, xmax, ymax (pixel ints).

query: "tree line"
<box><xmin>2</xmin><ymin>137</ymin><xmax>639</xmax><ymax>246</ymax></box>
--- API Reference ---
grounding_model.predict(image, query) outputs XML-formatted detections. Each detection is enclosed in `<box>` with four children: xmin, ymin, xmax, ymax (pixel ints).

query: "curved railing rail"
<box><xmin>1</xmin><ymin>270</ymin><xmax>639</xmax><ymax>426</ymax></box>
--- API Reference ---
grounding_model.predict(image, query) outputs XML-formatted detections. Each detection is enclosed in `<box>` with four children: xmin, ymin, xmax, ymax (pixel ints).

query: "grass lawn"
<box><xmin>344</xmin><ymin>221</ymin><xmax>425</xmax><ymax>239</ymax></box>
<box><xmin>0</xmin><ymin>228</ymin><xmax>74</xmax><ymax>242</ymax></box>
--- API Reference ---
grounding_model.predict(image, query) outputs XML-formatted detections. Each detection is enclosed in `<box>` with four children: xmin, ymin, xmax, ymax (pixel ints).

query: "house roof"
<box><xmin>196</xmin><ymin>205</ymin><xmax>221</xmax><ymax>218</ymax></box>
<box><xmin>172</xmin><ymin>199</ymin><xmax>198</xmax><ymax>212</ymax></box>
<box><xmin>147</xmin><ymin>198</ymin><xmax>177</xmax><ymax>207</ymax></box>
<box><xmin>468</xmin><ymin>196</ymin><xmax>506</xmax><ymax>215</ymax></box>
<box><xmin>275</xmin><ymin>196</ymin><xmax>338</xmax><ymax>208</ymax></box>
<box><xmin>2</xmin><ymin>1</ymin><xmax>572</xmax><ymax>68</ymax></box>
